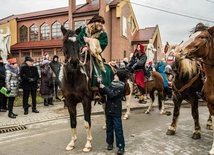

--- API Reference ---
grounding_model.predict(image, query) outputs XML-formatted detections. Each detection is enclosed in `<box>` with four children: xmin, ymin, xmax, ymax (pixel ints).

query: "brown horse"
<box><xmin>60</xmin><ymin>25</ymin><xmax>133</xmax><ymax>151</ymax></box>
<box><xmin>178</xmin><ymin>25</ymin><xmax>214</xmax><ymax>154</ymax></box>
<box><xmin>166</xmin><ymin>45</ymin><xmax>205</xmax><ymax>139</ymax></box>
<box><xmin>135</xmin><ymin>71</ymin><xmax>166</xmax><ymax>114</ymax></box>
<box><xmin>61</xmin><ymin>26</ymin><xmax>93</xmax><ymax>152</ymax></box>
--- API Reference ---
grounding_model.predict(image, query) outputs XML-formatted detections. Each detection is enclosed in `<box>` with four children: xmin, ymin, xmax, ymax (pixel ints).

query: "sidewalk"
<box><xmin>0</xmin><ymin>96</ymin><xmax>173</xmax><ymax>130</ymax></box>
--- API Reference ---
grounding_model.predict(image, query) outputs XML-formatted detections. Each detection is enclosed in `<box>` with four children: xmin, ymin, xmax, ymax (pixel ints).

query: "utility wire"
<box><xmin>123</xmin><ymin>0</ymin><xmax>214</xmax><ymax>23</ymax></box>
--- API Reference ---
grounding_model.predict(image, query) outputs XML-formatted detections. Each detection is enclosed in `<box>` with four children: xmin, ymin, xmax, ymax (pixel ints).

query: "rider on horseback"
<box><xmin>127</xmin><ymin>43</ymin><xmax>150</xmax><ymax>104</ymax></box>
<box><xmin>78</xmin><ymin>15</ymin><xmax>110</xmax><ymax>101</ymax></box>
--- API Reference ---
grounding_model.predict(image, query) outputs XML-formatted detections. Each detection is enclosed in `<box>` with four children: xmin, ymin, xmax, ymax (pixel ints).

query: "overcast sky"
<box><xmin>0</xmin><ymin>0</ymin><xmax>213</xmax><ymax>46</ymax></box>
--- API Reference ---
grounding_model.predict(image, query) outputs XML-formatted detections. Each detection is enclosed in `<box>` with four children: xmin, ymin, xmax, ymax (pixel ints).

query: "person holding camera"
<box><xmin>20</xmin><ymin>56</ymin><xmax>39</xmax><ymax>115</ymax></box>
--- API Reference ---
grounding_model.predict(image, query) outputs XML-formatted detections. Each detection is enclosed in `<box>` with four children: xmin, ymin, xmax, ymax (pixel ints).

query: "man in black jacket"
<box><xmin>0</xmin><ymin>56</ymin><xmax>7</xmax><ymax>112</ymax></box>
<box><xmin>20</xmin><ymin>56</ymin><xmax>39</xmax><ymax>115</ymax></box>
<box><xmin>50</xmin><ymin>55</ymin><xmax>61</xmax><ymax>101</ymax></box>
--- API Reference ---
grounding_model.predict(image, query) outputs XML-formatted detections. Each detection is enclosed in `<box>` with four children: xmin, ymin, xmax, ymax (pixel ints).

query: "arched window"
<box><xmin>30</xmin><ymin>24</ymin><xmax>38</xmax><ymax>41</ymax></box>
<box><xmin>64</xmin><ymin>20</ymin><xmax>69</xmax><ymax>29</ymax></box>
<box><xmin>52</xmin><ymin>21</ymin><xmax>62</xmax><ymax>40</ymax></box>
<box><xmin>40</xmin><ymin>23</ymin><xmax>50</xmax><ymax>40</ymax></box>
<box><xmin>20</xmin><ymin>25</ymin><xmax>28</xmax><ymax>42</ymax></box>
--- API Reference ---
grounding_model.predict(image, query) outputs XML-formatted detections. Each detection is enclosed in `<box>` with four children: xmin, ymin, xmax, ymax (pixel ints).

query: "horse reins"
<box><xmin>172</xmin><ymin>68</ymin><xmax>200</xmax><ymax>95</ymax></box>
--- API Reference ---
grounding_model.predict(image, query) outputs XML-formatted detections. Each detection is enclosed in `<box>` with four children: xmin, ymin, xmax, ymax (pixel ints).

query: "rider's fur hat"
<box><xmin>88</xmin><ymin>15</ymin><xmax>105</xmax><ymax>24</ymax></box>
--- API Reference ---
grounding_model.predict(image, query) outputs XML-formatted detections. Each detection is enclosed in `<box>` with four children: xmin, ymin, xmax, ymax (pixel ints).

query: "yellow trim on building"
<box><xmin>0</xmin><ymin>19</ymin><xmax>17</xmax><ymax>46</ymax></box>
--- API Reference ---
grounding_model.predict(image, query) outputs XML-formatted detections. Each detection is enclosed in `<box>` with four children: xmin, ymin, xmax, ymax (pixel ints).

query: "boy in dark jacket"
<box><xmin>97</xmin><ymin>70</ymin><xmax>126</xmax><ymax>155</ymax></box>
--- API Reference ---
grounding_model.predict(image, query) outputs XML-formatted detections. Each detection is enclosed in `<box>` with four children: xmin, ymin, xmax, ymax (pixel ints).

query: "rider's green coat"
<box><xmin>78</xmin><ymin>24</ymin><xmax>113</xmax><ymax>87</ymax></box>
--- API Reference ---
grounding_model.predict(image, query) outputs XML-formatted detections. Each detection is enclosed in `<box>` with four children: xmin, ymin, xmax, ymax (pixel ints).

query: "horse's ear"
<box><xmin>208</xmin><ymin>26</ymin><xmax>214</xmax><ymax>35</ymax></box>
<box><xmin>75</xmin><ymin>26</ymin><xmax>82</xmax><ymax>35</ymax></box>
<box><xmin>61</xmin><ymin>25</ymin><xmax>67</xmax><ymax>35</ymax></box>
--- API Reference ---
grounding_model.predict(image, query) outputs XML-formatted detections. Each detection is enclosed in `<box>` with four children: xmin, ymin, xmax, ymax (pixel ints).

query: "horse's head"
<box><xmin>61</xmin><ymin>25</ymin><xmax>79</xmax><ymax>68</ymax></box>
<box><xmin>179</xmin><ymin>26</ymin><xmax>214</xmax><ymax>60</ymax></box>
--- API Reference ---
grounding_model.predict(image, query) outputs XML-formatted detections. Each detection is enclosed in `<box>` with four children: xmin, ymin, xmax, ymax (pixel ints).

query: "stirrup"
<box><xmin>93</xmin><ymin>91</ymin><xmax>101</xmax><ymax>101</ymax></box>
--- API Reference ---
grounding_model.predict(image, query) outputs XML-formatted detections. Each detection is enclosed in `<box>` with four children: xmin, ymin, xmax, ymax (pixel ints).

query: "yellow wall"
<box><xmin>0</xmin><ymin>19</ymin><xmax>17</xmax><ymax>46</ymax></box>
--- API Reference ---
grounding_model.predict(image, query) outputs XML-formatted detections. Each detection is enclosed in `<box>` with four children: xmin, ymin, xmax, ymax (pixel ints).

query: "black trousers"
<box><xmin>0</xmin><ymin>92</ymin><xmax>7</xmax><ymax>109</ymax></box>
<box><xmin>8</xmin><ymin>97</ymin><xmax>15</xmax><ymax>113</ymax></box>
<box><xmin>23</xmin><ymin>89</ymin><xmax>37</xmax><ymax>110</ymax></box>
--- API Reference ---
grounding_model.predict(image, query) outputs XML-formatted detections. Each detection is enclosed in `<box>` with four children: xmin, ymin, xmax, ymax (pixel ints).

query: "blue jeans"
<box><xmin>106</xmin><ymin>115</ymin><xmax>125</xmax><ymax>148</ymax></box>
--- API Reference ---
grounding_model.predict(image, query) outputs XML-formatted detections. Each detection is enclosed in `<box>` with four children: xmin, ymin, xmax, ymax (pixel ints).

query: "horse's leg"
<box><xmin>166</xmin><ymin>96</ymin><xmax>183</xmax><ymax>135</ymax></box>
<box><xmin>123</xmin><ymin>80</ymin><xmax>133</xmax><ymax>120</ymax></box>
<box><xmin>66</xmin><ymin>105</ymin><xmax>77</xmax><ymax>151</ymax></box>
<box><xmin>102</xmin><ymin>103</ymin><xmax>106</xmax><ymax>129</ymax></box>
<box><xmin>206</xmin><ymin>114</ymin><xmax>212</xmax><ymax>130</ymax></box>
<box><xmin>145</xmin><ymin>90</ymin><xmax>155</xmax><ymax>114</ymax></box>
<box><xmin>190</xmin><ymin>97</ymin><xmax>201</xmax><ymax>139</ymax></box>
<box><xmin>159</xmin><ymin>89</ymin><xmax>165</xmax><ymax>115</ymax></box>
<box><xmin>82</xmin><ymin>100</ymin><xmax>92</xmax><ymax>152</ymax></box>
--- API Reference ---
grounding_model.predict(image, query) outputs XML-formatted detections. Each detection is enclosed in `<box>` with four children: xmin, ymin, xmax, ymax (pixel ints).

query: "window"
<box><xmin>128</xmin><ymin>16</ymin><xmax>136</xmax><ymax>32</ymax></box>
<box><xmin>56</xmin><ymin>48</ymin><xmax>63</xmax><ymax>56</ymax></box>
<box><xmin>40</xmin><ymin>23</ymin><xmax>50</xmax><ymax>40</ymax></box>
<box><xmin>64</xmin><ymin>20</ymin><xmax>69</xmax><ymax>29</ymax></box>
<box><xmin>32</xmin><ymin>50</ymin><xmax>41</xmax><ymax>57</ymax></box>
<box><xmin>21</xmin><ymin>51</ymin><xmax>30</xmax><ymax>57</ymax></box>
<box><xmin>122</xmin><ymin>16</ymin><xmax>127</xmax><ymax>37</ymax></box>
<box><xmin>52</xmin><ymin>21</ymin><xmax>62</xmax><ymax>40</ymax></box>
<box><xmin>74</xmin><ymin>20</ymin><xmax>85</xmax><ymax>30</ymax></box>
<box><xmin>20</xmin><ymin>25</ymin><xmax>28</xmax><ymax>42</ymax></box>
<box><xmin>30</xmin><ymin>24</ymin><xmax>38</xmax><ymax>41</ymax></box>
<box><xmin>11</xmin><ymin>51</ymin><xmax>19</xmax><ymax>58</ymax></box>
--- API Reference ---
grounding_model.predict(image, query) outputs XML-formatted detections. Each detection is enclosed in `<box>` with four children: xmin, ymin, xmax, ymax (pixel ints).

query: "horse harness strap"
<box><xmin>172</xmin><ymin>72</ymin><xmax>200</xmax><ymax>94</ymax></box>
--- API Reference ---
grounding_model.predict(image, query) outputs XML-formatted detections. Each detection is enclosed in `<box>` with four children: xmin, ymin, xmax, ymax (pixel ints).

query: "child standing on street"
<box><xmin>97</xmin><ymin>70</ymin><xmax>126</xmax><ymax>155</ymax></box>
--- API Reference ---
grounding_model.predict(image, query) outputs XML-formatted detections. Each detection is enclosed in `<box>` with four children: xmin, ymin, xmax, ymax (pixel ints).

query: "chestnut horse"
<box><xmin>178</xmin><ymin>25</ymin><xmax>214</xmax><ymax>154</ymax></box>
<box><xmin>136</xmin><ymin>71</ymin><xmax>166</xmax><ymax>114</ymax></box>
<box><xmin>166</xmin><ymin>45</ymin><xmax>205</xmax><ymax>139</ymax></box>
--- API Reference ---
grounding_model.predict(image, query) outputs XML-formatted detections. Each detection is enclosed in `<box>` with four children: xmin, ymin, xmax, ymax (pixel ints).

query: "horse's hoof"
<box><xmin>166</xmin><ymin>130</ymin><xmax>175</xmax><ymax>135</ymax></box>
<box><xmin>66</xmin><ymin>145</ymin><xmax>75</xmax><ymax>151</ymax></box>
<box><xmin>145</xmin><ymin>111</ymin><xmax>150</xmax><ymax>114</ymax></box>
<box><xmin>103</xmin><ymin>125</ymin><xmax>106</xmax><ymax>130</ymax></box>
<box><xmin>82</xmin><ymin>147</ymin><xmax>92</xmax><ymax>152</ymax></box>
<box><xmin>206</xmin><ymin>124</ymin><xmax>213</xmax><ymax>130</ymax></box>
<box><xmin>123</xmin><ymin>115</ymin><xmax>129</xmax><ymax>120</ymax></box>
<box><xmin>192</xmin><ymin>133</ymin><xmax>201</xmax><ymax>139</ymax></box>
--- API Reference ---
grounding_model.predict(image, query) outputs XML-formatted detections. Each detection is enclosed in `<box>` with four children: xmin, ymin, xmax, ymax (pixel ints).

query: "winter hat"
<box><xmin>88</xmin><ymin>15</ymin><xmax>105</xmax><ymax>24</ymax></box>
<box><xmin>115</xmin><ymin>69</ymin><xmax>127</xmax><ymax>82</ymax></box>
<box><xmin>43</xmin><ymin>53</ymin><xmax>49</xmax><ymax>59</ymax></box>
<box><xmin>25</xmin><ymin>56</ymin><xmax>34</xmax><ymax>62</ymax></box>
<box><xmin>9</xmin><ymin>58</ymin><xmax>17</xmax><ymax>64</ymax></box>
<box><xmin>42</xmin><ymin>59</ymin><xmax>49</xmax><ymax>66</ymax></box>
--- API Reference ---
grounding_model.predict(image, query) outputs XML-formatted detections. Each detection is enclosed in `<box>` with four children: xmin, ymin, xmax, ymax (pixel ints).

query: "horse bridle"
<box><xmin>184</xmin><ymin>34</ymin><xmax>214</xmax><ymax>66</ymax></box>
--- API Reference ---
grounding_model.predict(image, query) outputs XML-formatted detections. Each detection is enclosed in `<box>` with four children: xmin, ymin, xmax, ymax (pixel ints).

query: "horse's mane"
<box><xmin>174</xmin><ymin>46</ymin><xmax>198</xmax><ymax>80</ymax></box>
<box><xmin>190</xmin><ymin>23</ymin><xmax>209</xmax><ymax>34</ymax></box>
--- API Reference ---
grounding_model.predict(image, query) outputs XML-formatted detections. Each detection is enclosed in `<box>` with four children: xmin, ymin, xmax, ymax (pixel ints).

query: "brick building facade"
<box><xmin>0</xmin><ymin>0</ymin><xmax>163</xmax><ymax>65</ymax></box>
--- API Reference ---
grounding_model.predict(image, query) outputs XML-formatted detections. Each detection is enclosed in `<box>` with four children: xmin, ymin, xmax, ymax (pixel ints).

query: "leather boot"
<box><xmin>8</xmin><ymin>113</ymin><xmax>16</xmax><ymax>119</ymax></box>
<box><xmin>44</xmin><ymin>99</ymin><xmax>49</xmax><ymax>106</ymax></box>
<box><xmin>91</xmin><ymin>87</ymin><xmax>101</xmax><ymax>101</ymax></box>
<box><xmin>48</xmin><ymin>98</ymin><xmax>54</xmax><ymax>105</ymax></box>
<box><xmin>24</xmin><ymin>108</ymin><xmax>28</xmax><ymax>115</ymax></box>
<box><xmin>139</xmin><ymin>95</ymin><xmax>147</xmax><ymax>104</ymax></box>
<box><xmin>117</xmin><ymin>147</ymin><xmax>125</xmax><ymax>155</ymax></box>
